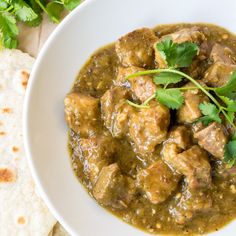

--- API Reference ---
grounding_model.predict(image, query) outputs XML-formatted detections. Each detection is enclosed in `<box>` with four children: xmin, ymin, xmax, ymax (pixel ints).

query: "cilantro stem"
<box><xmin>53</xmin><ymin>1</ymin><xmax>64</xmax><ymax>4</ymax></box>
<box><xmin>126</xmin><ymin>100</ymin><xmax>149</xmax><ymax>109</ymax></box>
<box><xmin>35</xmin><ymin>0</ymin><xmax>60</xmax><ymax>23</ymax></box>
<box><xmin>142</xmin><ymin>86</ymin><xmax>216</xmax><ymax>106</ymax></box>
<box><xmin>127</xmin><ymin>69</ymin><xmax>221</xmax><ymax>111</ymax></box>
<box><xmin>126</xmin><ymin>69</ymin><xmax>169</xmax><ymax>79</ymax></box>
<box><xmin>127</xmin><ymin>69</ymin><xmax>236</xmax><ymax>129</ymax></box>
<box><xmin>128</xmin><ymin>69</ymin><xmax>220</xmax><ymax>107</ymax></box>
<box><xmin>178</xmin><ymin>86</ymin><xmax>215</xmax><ymax>91</ymax></box>
<box><xmin>1</xmin><ymin>5</ymin><xmax>14</xmax><ymax>13</ymax></box>
<box><xmin>35</xmin><ymin>0</ymin><xmax>47</xmax><ymax>13</ymax></box>
<box><xmin>222</xmin><ymin>109</ymin><xmax>236</xmax><ymax>129</ymax></box>
<box><xmin>54</xmin><ymin>1</ymin><xmax>63</xmax><ymax>5</ymax></box>
<box><xmin>167</xmin><ymin>70</ymin><xmax>235</xmax><ymax>129</ymax></box>
<box><xmin>142</xmin><ymin>94</ymin><xmax>156</xmax><ymax>105</ymax></box>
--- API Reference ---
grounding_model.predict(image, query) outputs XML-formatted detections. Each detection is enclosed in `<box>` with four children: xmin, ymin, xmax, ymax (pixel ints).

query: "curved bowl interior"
<box><xmin>24</xmin><ymin>0</ymin><xmax>236</xmax><ymax>235</ymax></box>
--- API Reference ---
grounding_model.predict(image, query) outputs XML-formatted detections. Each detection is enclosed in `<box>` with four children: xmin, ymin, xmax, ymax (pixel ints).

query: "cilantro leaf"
<box><xmin>0</xmin><ymin>12</ymin><xmax>18</xmax><ymax>49</ymax></box>
<box><xmin>197</xmin><ymin>116</ymin><xmax>214</xmax><ymax>126</ymax></box>
<box><xmin>155</xmin><ymin>88</ymin><xmax>184</xmax><ymax>109</ymax></box>
<box><xmin>219</xmin><ymin>96</ymin><xmax>236</xmax><ymax>112</ymax></box>
<box><xmin>46</xmin><ymin>1</ymin><xmax>64</xmax><ymax>23</ymax></box>
<box><xmin>64</xmin><ymin>0</ymin><xmax>81</xmax><ymax>11</ymax></box>
<box><xmin>156</xmin><ymin>38</ymin><xmax>199</xmax><ymax>68</ymax></box>
<box><xmin>26</xmin><ymin>0</ymin><xmax>43</xmax><ymax>12</ymax></box>
<box><xmin>25</xmin><ymin>0</ymin><xmax>43</xmax><ymax>26</ymax></box>
<box><xmin>3</xmin><ymin>34</ymin><xmax>17</xmax><ymax>48</ymax></box>
<box><xmin>154</xmin><ymin>72</ymin><xmax>182</xmax><ymax>85</ymax></box>
<box><xmin>156</xmin><ymin>37</ymin><xmax>175</xmax><ymax>65</ymax></box>
<box><xmin>25</xmin><ymin>13</ymin><xmax>42</xmax><ymax>27</ymax></box>
<box><xmin>198</xmin><ymin>102</ymin><xmax>221</xmax><ymax>125</ymax></box>
<box><xmin>174</xmin><ymin>42</ymin><xmax>199</xmax><ymax>67</ymax></box>
<box><xmin>215</xmin><ymin>70</ymin><xmax>236</xmax><ymax>97</ymax></box>
<box><xmin>0</xmin><ymin>1</ymin><xmax>8</xmax><ymax>10</ymax></box>
<box><xmin>3</xmin><ymin>0</ymin><xmax>11</xmax><ymax>4</ymax></box>
<box><xmin>224</xmin><ymin>140</ymin><xmax>236</xmax><ymax>167</ymax></box>
<box><xmin>0</xmin><ymin>0</ymin><xmax>82</xmax><ymax>49</ymax></box>
<box><xmin>12</xmin><ymin>0</ymin><xmax>38</xmax><ymax>22</ymax></box>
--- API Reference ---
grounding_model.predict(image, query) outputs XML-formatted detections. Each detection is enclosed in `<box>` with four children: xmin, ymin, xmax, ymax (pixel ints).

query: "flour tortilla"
<box><xmin>0</xmin><ymin>49</ymin><xmax>57</xmax><ymax>236</ymax></box>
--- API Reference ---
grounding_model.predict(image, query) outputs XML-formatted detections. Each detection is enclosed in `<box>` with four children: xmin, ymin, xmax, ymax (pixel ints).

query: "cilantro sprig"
<box><xmin>0</xmin><ymin>0</ymin><xmax>82</xmax><ymax>48</ymax></box>
<box><xmin>0</xmin><ymin>12</ymin><xmax>18</xmax><ymax>48</ymax></box>
<box><xmin>156</xmin><ymin>37</ymin><xmax>199</xmax><ymax>68</ymax></box>
<box><xmin>126</xmin><ymin>38</ymin><xmax>236</xmax><ymax>166</ymax></box>
<box><xmin>198</xmin><ymin>102</ymin><xmax>222</xmax><ymax>125</ymax></box>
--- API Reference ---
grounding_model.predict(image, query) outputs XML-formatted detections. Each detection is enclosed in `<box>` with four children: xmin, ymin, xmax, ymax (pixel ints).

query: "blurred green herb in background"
<box><xmin>0</xmin><ymin>0</ymin><xmax>81</xmax><ymax>48</ymax></box>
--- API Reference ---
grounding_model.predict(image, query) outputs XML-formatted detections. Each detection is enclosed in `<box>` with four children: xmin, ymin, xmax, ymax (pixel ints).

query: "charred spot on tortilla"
<box><xmin>0</xmin><ymin>168</ymin><xmax>15</xmax><ymax>183</ymax></box>
<box><xmin>0</xmin><ymin>131</ymin><xmax>6</xmax><ymax>136</ymax></box>
<box><xmin>1</xmin><ymin>108</ymin><xmax>12</xmax><ymax>113</ymax></box>
<box><xmin>17</xmin><ymin>216</ymin><xmax>26</xmax><ymax>225</ymax></box>
<box><xmin>21</xmin><ymin>70</ymin><xmax>30</xmax><ymax>90</ymax></box>
<box><xmin>12</xmin><ymin>146</ymin><xmax>20</xmax><ymax>153</ymax></box>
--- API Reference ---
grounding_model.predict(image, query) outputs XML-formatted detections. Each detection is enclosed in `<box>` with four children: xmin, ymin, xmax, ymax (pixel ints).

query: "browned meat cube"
<box><xmin>64</xmin><ymin>93</ymin><xmax>100</xmax><ymax>137</ymax></box>
<box><xmin>115</xmin><ymin>28</ymin><xmax>158</xmax><ymax>68</ymax></box>
<box><xmin>185</xmin><ymin>57</ymin><xmax>206</xmax><ymax>79</ymax></box>
<box><xmin>203</xmin><ymin>62</ymin><xmax>236</xmax><ymax>87</ymax></box>
<box><xmin>112</xmin><ymin>101</ymin><xmax>134</xmax><ymax>138</ymax></box>
<box><xmin>203</xmin><ymin>43</ymin><xmax>236</xmax><ymax>87</ymax></box>
<box><xmin>101</xmin><ymin>87</ymin><xmax>133</xmax><ymax>138</ymax></box>
<box><xmin>213</xmin><ymin>161</ymin><xmax>236</xmax><ymax>184</ymax></box>
<box><xmin>162</xmin><ymin>124</ymin><xmax>191</xmax><ymax>170</ymax></box>
<box><xmin>79</xmin><ymin>136</ymin><xmax>117</xmax><ymax>184</ymax></box>
<box><xmin>116</xmin><ymin>66</ymin><xmax>157</xmax><ymax>102</ymax></box>
<box><xmin>194</xmin><ymin>122</ymin><xmax>228</xmax><ymax>160</ymax></box>
<box><xmin>168</xmin><ymin>126</ymin><xmax>192</xmax><ymax>150</ymax></box>
<box><xmin>170</xmin><ymin>189</ymin><xmax>212</xmax><ymax>224</ymax></box>
<box><xmin>161</xmin><ymin>127</ymin><xmax>191</xmax><ymax>168</ymax></box>
<box><xmin>129</xmin><ymin>74</ymin><xmax>157</xmax><ymax>103</ymax></box>
<box><xmin>161</xmin><ymin>26</ymin><xmax>206</xmax><ymax>44</ymax></box>
<box><xmin>115</xmin><ymin>66</ymin><xmax>144</xmax><ymax>86</ymax></box>
<box><xmin>210</xmin><ymin>43</ymin><xmax>235</xmax><ymax>64</ymax></box>
<box><xmin>163</xmin><ymin>145</ymin><xmax>211</xmax><ymax>189</ymax></box>
<box><xmin>162</xmin><ymin>143</ymin><xmax>182</xmax><ymax>161</ymax></box>
<box><xmin>177</xmin><ymin>82</ymin><xmax>209</xmax><ymax>124</ymax></box>
<box><xmin>93</xmin><ymin>163</ymin><xmax>135</xmax><ymax>209</ymax></box>
<box><xmin>101</xmin><ymin>87</ymin><xmax>130</xmax><ymax>130</ymax></box>
<box><xmin>137</xmin><ymin>160</ymin><xmax>180</xmax><ymax>204</ymax></box>
<box><xmin>129</xmin><ymin>101</ymin><xmax>170</xmax><ymax>155</ymax></box>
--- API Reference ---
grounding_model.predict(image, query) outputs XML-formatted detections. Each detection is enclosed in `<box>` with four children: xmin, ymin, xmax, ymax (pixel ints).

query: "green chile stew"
<box><xmin>64</xmin><ymin>24</ymin><xmax>236</xmax><ymax>235</ymax></box>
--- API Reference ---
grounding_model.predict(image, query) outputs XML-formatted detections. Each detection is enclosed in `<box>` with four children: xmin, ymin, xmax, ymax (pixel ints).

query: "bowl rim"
<box><xmin>23</xmin><ymin>0</ymin><xmax>97</xmax><ymax>235</ymax></box>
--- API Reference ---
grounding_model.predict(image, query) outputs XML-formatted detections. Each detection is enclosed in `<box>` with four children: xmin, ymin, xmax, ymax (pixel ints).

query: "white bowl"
<box><xmin>24</xmin><ymin>0</ymin><xmax>236</xmax><ymax>235</ymax></box>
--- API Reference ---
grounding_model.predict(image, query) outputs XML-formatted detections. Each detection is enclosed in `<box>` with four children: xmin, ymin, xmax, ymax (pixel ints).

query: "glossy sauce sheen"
<box><xmin>68</xmin><ymin>24</ymin><xmax>236</xmax><ymax>235</ymax></box>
